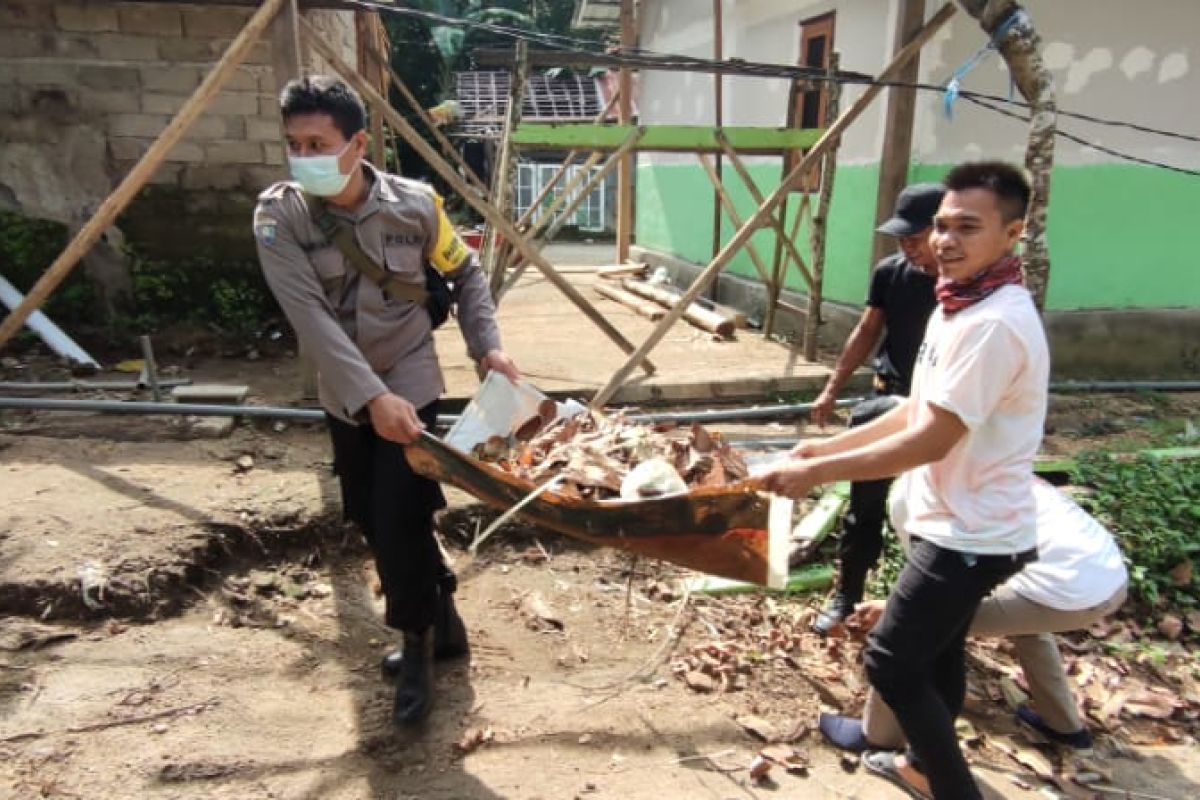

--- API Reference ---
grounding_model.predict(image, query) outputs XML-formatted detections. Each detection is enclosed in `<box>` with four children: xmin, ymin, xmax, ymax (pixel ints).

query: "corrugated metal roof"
<box><xmin>453</xmin><ymin>71</ymin><xmax>604</xmax><ymax>136</ymax></box>
<box><xmin>571</xmin><ymin>0</ymin><xmax>620</xmax><ymax>29</ymax></box>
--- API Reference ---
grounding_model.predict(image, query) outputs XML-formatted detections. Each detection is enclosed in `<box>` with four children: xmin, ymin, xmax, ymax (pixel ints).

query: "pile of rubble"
<box><xmin>471</xmin><ymin>409</ymin><xmax>750</xmax><ymax>500</ymax></box>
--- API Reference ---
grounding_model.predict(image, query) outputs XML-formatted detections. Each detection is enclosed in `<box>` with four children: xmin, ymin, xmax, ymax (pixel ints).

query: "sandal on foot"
<box><xmin>862</xmin><ymin>750</ymin><xmax>932</xmax><ymax>800</ymax></box>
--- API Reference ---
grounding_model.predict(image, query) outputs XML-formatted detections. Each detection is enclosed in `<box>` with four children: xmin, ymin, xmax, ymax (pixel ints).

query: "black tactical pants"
<box><xmin>835</xmin><ymin>393</ymin><xmax>902</xmax><ymax>601</ymax></box>
<box><xmin>326</xmin><ymin>402</ymin><xmax>454</xmax><ymax>633</ymax></box>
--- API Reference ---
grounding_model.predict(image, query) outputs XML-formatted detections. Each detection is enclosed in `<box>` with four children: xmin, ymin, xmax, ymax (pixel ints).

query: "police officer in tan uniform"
<box><xmin>254</xmin><ymin>76</ymin><xmax>519</xmax><ymax>727</ymax></box>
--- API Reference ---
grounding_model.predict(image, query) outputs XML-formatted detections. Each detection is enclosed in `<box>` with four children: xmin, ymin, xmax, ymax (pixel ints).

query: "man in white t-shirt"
<box><xmin>818</xmin><ymin>478</ymin><xmax>1128</xmax><ymax>756</ymax></box>
<box><xmin>760</xmin><ymin>161</ymin><xmax>1048</xmax><ymax>800</ymax></box>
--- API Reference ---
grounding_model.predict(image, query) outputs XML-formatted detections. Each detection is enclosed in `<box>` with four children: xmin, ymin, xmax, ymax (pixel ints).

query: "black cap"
<box><xmin>876</xmin><ymin>183</ymin><xmax>946</xmax><ymax>237</ymax></box>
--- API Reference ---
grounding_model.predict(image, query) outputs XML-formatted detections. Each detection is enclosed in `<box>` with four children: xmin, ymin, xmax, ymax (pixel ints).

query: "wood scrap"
<box><xmin>620</xmin><ymin>278</ymin><xmax>736</xmax><ymax>338</ymax></box>
<box><xmin>593</xmin><ymin>282</ymin><xmax>665</xmax><ymax>321</ymax></box>
<box><xmin>597</xmin><ymin>262</ymin><xmax>648</xmax><ymax>279</ymax></box>
<box><xmin>470</xmin><ymin>410</ymin><xmax>748</xmax><ymax>501</ymax></box>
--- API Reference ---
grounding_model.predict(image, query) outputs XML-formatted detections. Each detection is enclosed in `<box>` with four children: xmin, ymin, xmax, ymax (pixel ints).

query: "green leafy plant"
<box><xmin>0</xmin><ymin>210</ymin><xmax>98</xmax><ymax>325</ymax></box>
<box><xmin>117</xmin><ymin>247</ymin><xmax>278</xmax><ymax>338</ymax></box>
<box><xmin>1073</xmin><ymin>452</ymin><xmax>1200</xmax><ymax>612</ymax></box>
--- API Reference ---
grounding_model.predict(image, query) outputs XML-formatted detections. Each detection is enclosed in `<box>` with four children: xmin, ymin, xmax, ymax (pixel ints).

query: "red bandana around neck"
<box><xmin>936</xmin><ymin>254</ymin><xmax>1024</xmax><ymax>313</ymax></box>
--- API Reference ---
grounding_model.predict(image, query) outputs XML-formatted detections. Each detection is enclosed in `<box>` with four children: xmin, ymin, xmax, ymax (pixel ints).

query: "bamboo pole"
<box><xmin>300</xmin><ymin>20</ymin><xmax>654</xmax><ymax>374</ymax></box>
<box><xmin>621</xmin><ymin>278</ymin><xmax>735</xmax><ymax>338</ymax></box>
<box><xmin>715</xmin><ymin>130</ymin><xmax>815</xmax><ymax>290</ymax></box>
<box><xmin>594</xmin><ymin>282</ymin><xmax>665</xmax><ymax>321</ymax></box>
<box><xmin>615</xmin><ymin>0</ymin><xmax>635</xmax><ymax>262</ymax></box>
<box><xmin>485</xmin><ymin>40</ymin><xmax>528</xmax><ymax>291</ymax></box>
<box><xmin>710</xmin><ymin>0</ymin><xmax>724</xmax><ymax>265</ymax></box>
<box><xmin>357</xmin><ymin>11</ymin><xmax>387</xmax><ymax>168</ymax></box>
<box><xmin>804</xmin><ymin>53</ymin><xmax>842</xmax><ymax>362</ymax></box>
<box><xmin>589</xmin><ymin>3</ymin><xmax>957</xmax><ymax>407</ymax></box>
<box><xmin>696</xmin><ymin>153</ymin><xmax>771</xmax><ymax>285</ymax></box>
<box><xmin>364</xmin><ymin>39</ymin><xmax>489</xmax><ymax>193</ymax></box>
<box><xmin>0</xmin><ymin>0</ymin><xmax>288</xmax><ymax>351</ymax></box>
<box><xmin>764</xmin><ymin>192</ymin><xmax>811</xmax><ymax>336</ymax></box>
<box><xmin>497</xmin><ymin>129</ymin><xmax>644</xmax><ymax>298</ymax></box>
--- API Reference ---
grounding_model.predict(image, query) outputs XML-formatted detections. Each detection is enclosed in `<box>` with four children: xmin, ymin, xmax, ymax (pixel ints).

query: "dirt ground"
<box><xmin>2</xmin><ymin>248</ymin><xmax>1199</xmax><ymax>799</ymax></box>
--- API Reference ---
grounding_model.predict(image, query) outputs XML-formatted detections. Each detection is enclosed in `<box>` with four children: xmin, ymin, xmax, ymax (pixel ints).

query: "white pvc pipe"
<box><xmin>0</xmin><ymin>274</ymin><xmax>101</xmax><ymax>369</ymax></box>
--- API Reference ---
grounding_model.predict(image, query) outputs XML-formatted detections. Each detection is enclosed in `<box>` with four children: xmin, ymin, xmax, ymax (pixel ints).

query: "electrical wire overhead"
<box><xmin>355</xmin><ymin>0</ymin><xmax>1200</xmax><ymax>175</ymax></box>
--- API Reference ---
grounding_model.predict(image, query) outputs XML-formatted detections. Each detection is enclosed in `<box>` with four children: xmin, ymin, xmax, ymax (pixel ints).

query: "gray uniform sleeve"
<box><xmin>422</xmin><ymin>192</ymin><xmax>502</xmax><ymax>360</ymax></box>
<box><xmin>451</xmin><ymin>250</ymin><xmax>503</xmax><ymax>361</ymax></box>
<box><xmin>254</xmin><ymin>190</ymin><xmax>387</xmax><ymax>417</ymax></box>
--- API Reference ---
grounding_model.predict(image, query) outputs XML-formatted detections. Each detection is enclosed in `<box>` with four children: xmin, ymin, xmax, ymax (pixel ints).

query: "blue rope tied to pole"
<box><xmin>943</xmin><ymin>8</ymin><xmax>1027</xmax><ymax>120</ymax></box>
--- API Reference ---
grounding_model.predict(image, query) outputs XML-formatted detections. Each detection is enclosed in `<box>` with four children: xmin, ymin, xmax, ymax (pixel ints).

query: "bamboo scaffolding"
<box><xmin>589</xmin><ymin>3</ymin><xmax>958</xmax><ymax>407</ymax></box>
<box><xmin>363</xmin><ymin>39</ymin><xmax>488</xmax><ymax>194</ymax></box>
<box><xmin>804</xmin><ymin>54</ymin><xmax>842</xmax><ymax>362</ymax></box>
<box><xmin>300</xmin><ymin>19</ymin><xmax>655</xmax><ymax>375</ymax></box>
<box><xmin>496</xmin><ymin>128</ymin><xmax>645</xmax><ymax>300</ymax></box>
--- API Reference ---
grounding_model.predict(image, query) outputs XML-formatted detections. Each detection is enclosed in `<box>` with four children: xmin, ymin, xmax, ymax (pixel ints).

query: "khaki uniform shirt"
<box><xmin>253</xmin><ymin>163</ymin><xmax>502</xmax><ymax>422</ymax></box>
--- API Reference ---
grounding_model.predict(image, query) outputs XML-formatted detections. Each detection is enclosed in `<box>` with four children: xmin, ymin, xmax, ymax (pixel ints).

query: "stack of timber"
<box><xmin>621</xmin><ymin>278</ymin><xmax>737</xmax><ymax>338</ymax></box>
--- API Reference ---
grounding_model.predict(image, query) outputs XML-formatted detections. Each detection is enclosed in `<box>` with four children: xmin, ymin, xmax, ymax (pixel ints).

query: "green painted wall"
<box><xmin>909</xmin><ymin>163</ymin><xmax>1200</xmax><ymax>311</ymax></box>
<box><xmin>636</xmin><ymin>161</ymin><xmax>880</xmax><ymax>306</ymax></box>
<box><xmin>638</xmin><ymin>161</ymin><xmax>1200</xmax><ymax>312</ymax></box>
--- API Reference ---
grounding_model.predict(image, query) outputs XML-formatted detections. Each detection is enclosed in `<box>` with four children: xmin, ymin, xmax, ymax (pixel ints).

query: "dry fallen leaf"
<box><xmin>455</xmin><ymin>726</ymin><xmax>495</xmax><ymax>755</ymax></box>
<box><xmin>1168</xmin><ymin>559</ymin><xmax>1193</xmax><ymax>587</ymax></box>
<box><xmin>736</xmin><ymin>715</ymin><xmax>776</xmax><ymax>742</ymax></box>
<box><xmin>749</xmin><ymin>755</ymin><xmax>772</xmax><ymax>782</ymax></box>
<box><xmin>993</xmin><ymin>736</ymin><xmax>1054</xmax><ymax>781</ymax></box>
<box><xmin>1124</xmin><ymin>691</ymin><xmax>1177</xmax><ymax>719</ymax></box>
<box><xmin>1157</xmin><ymin>614</ymin><xmax>1184</xmax><ymax>641</ymax></box>
<box><xmin>520</xmin><ymin>592</ymin><xmax>564</xmax><ymax>631</ymax></box>
<box><xmin>761</xmin><ymin>744</ymin><xmax>810</xmax><ymax>774</ymax></box>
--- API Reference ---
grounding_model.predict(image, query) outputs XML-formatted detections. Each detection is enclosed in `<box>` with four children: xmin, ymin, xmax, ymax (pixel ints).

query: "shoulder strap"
<box><xmin>304</xmin><ymin>194</ymin><xmax>429</xmax><ymax>306</ymax></box>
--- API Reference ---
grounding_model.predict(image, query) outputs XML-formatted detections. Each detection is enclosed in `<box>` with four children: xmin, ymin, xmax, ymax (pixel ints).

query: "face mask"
<box><xmin>288</xmin><ymin>139</ymin><xmax>355</xmax><ymax>197</ymax></box>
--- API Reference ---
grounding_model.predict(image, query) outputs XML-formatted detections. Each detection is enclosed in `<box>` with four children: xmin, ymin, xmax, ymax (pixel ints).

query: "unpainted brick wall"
<box><xmin>0</xmin><ymin>1</ymin><xmax>357</xmax><ymax>226</ymax></box>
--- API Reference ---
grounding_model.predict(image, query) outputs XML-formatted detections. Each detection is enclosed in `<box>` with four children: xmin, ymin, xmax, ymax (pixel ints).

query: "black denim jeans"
<box><xmin>864</xmin><ymin>537</ymin><xmax>1036</xmax><ymax>799</ymax></box>
<box><xmin>836</xmin><ymin>393</ymin><xmax>902</xmax><ymax>602</ymax></box>
<box><xmin>326</xmin><ymin>402</ymin><xmax>452</xmax><ymax>633</ymax></box>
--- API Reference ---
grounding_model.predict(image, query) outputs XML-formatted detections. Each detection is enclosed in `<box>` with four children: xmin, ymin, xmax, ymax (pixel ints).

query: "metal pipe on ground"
<box><xmin>1</xmin><ymin>380</ymin><xmax>1196</xmax><ymax>427</ymax></box>
<box><xmin>0</xmin><ymin>275</ymin><xmax>101</xmax><ymax>370</ymax></box>
<box><xmin>0</xmin><ymin>397</ymin><xmax>325</xmax><ymax>422</ymax></box>
<box><xmin>0</xmin><ymin>379</ymin><xmax>192</xmax><ymax>392</ymax></box>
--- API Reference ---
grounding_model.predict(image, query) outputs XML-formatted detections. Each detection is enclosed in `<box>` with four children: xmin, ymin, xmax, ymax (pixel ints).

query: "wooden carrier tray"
<box><xmin>405</xmin><ymin>433</ymin><xmax>790</xmax><ymax>587</ymax></box>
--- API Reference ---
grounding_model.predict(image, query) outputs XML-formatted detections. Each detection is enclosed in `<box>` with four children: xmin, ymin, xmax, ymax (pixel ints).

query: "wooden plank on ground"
<box><xmin>622</xmin><ymin>278</ymin><xmax>735</xmax><ymax>338</ymax></box>
<box><xmin>593</xmin><ymin>283</ymin><xmax>665</xmax><ymax>321</ymax></box>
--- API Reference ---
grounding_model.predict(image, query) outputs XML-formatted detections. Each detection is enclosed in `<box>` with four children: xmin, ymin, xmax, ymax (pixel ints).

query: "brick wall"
<box><xmin>0</xmin><ymin>0</ymin><xmax>357</xmax><ymax>257</ymax></box>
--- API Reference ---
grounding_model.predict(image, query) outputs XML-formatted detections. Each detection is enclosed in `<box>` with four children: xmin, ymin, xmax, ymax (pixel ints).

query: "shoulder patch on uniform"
<box><xmin>254</xmin><ymin>214</ymin><xmax>278</xmax><ymax>246</ymax></box>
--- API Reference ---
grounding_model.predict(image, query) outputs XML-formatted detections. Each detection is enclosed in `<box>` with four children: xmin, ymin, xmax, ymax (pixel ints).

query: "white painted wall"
<box><xmin>912</xmin><ymin>0</ymin><xmax>1200</xmax><ymax>169</ymax></box>
<box><xmin>638</xmin><ymin>1</ymin><xmax>1200</xmax><ymax>172</ymax></box>
<box><xmin>637</xmin><ymin>0</ymin><xmax>895</xmax><ymax>166</ymax></box>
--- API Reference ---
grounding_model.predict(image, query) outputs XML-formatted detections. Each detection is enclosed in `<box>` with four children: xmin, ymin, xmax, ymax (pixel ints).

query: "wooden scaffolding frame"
<box><xmin>0</xmin><ymin>0</ymin><xmax>959</xmax><ymax>409</ymax></box>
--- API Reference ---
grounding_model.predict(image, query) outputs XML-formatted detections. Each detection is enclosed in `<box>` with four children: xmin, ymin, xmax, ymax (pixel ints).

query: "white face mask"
<box><xmin>287</xmin><ymin>139</ymin><xmax>355</xmax><ymax>197</ymax></box>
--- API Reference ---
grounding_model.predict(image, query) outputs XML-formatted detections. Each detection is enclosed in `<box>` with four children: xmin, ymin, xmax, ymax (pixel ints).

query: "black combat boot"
<box><xmin>392</xmin><ymin>628</ymin><xmax>434</xmax><ymax>727</ymax></box>
<box><xmin>812</xmin><ymin>572</ymin><xmax>866</xmax><ymax>636</ymax></box>
<box><xmin>381</xmin><ymin>586</ymin><xmax>469</xmax><ymax>679</ymax></box>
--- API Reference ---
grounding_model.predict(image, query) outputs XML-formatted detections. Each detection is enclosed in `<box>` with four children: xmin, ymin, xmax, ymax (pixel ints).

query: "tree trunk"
<box><xmin>956</xmin><ymin>0</ymin><xmax>1056</xmax><ymax>312</ymax></box>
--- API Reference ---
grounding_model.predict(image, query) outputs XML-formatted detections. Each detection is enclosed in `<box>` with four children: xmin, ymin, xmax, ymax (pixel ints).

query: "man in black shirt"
<box><xmin>808</xmin><ymin>183</ymin><xmax>944</xmax><ymax>635</ymax></box>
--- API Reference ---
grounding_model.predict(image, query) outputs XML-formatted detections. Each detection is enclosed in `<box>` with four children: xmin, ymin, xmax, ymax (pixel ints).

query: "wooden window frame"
<box><xmin>786</xmin><ymin>12</ymin><xmax>836</xmax><ymax>191</ymax></box>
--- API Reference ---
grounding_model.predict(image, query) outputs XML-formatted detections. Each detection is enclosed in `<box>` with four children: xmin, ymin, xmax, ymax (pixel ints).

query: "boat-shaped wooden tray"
<box><xmin>406</xmin><ymin>432</ymin><xmax>789</xmax><ymax>587</ymax></box>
